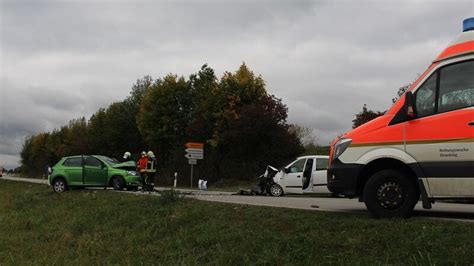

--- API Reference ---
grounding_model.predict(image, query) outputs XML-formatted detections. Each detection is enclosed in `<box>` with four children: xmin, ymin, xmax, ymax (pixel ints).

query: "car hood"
<box><xmin>112</xmin><ymin>161</ymin><xmax>136</xmax><ymax>171</ymax></box>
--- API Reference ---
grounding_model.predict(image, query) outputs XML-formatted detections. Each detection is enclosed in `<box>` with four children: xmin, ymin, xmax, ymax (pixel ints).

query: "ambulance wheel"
<box><xmin>269</xmin><ymin>184</ymin><xmax>284</xmax><ymax>197</ymax></box>
<box><xmin>363</xmin><ymin>169</ymin><xmax>419</xmax><ymax>218</ymax></box>
<box><xmin>112</xmin><ymin>176</ymin><xmax>124</xmax><ymax>190</ymax></box>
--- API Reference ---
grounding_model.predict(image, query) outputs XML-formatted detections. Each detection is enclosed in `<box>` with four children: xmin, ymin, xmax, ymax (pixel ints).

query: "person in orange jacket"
<box><xmin>137</xmin><ymin>151</ymin><xmax>148</xmax><ymax>191</ymax></box>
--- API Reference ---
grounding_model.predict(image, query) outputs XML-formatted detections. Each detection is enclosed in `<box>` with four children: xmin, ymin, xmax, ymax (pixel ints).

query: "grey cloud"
<box><xmin>1</xmin><ymin>0</ymin><xmax>473</xmax><ymax>168</ymax></box>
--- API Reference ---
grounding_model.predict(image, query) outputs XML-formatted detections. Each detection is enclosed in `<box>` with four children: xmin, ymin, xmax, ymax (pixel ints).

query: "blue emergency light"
<box><xmin>463</xmin><ymin>17</ymin><xmax>474</xmax><ymax>32</ymax></box>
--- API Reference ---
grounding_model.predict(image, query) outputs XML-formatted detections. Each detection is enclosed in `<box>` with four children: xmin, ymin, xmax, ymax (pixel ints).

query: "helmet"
<box><xmin>141</xmin><ymin>151</ymin><xmax>146</xmax><ymax>156</ymax></box>
<box><xmin>147</xmin><ymin>151</ymin><xmax>155</xmax><ymax>158</ymax></box>
<box><xmin>123</xmin><ymin>151</ymin><xmax>131</xmax><ymax>159</ymax></box>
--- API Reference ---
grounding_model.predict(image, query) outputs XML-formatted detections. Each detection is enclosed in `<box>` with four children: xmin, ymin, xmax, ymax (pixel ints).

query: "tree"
<box><xmin>19</xmin><ymin>63</ymin><xmax>305</xmax><ymax>182</ymax></box>
<box><xmin>186</xmin><ymin>64</ymin><xmax>220</xmax><ymax>143</ymax></box>
<box><xmin>128</xmin><ymin>75</ymin><xmax>154</xmax><ymax>108</ymax></box>
<box><xmin>62</xmin><ymin>117</ymin><xmax>89</xmax><ymax>155</ymax></box>
<box><xmin>352</xmin><ymin>104</ymin><xmax>385</xmax><ymax>129</ymax></box>
<box><xmin>137</xmin><ymin>74</ymin><xmax>192</xmax><ymax>161</ymax></box>
<box><xmin>392</xmin><ymin>75</ymin><xmax>420</xmax><ymax>103</ymax></box>
<box><xmin>216</xmin><ymin>95</ymin><xmax>303</xmax><ymax>179</ymax></box>
<box><xmin>210</xmin><ymin>63</ymin><xmax>267</xmax><ymax>147</ymax></box>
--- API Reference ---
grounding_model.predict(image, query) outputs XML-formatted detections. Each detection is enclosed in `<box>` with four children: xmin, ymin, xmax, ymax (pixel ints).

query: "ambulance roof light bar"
<box><xmin>463</xmin><ymin>17</ymin><xmax>474</xmax><ymax>32</ymax></box>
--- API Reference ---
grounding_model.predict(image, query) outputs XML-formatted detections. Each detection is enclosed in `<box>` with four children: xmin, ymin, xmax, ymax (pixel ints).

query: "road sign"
<box><xmin>185</xmin><ymin>142</ymin><xmax>204</xmax><ymax>188</ymax></box>
<box><xmin>185</xmin><ymin>153</ymin><xmax>203</xmax><ymax>159</ymax></box>
<box><xmin>185</xmin><ymin>142</ymin><xmax>204</xmax><ymax>149</ymax></box>
<box><xmin>185</xmin><ymin>148</ymin><xmax>203</xmax><ymax>154</ymax></box>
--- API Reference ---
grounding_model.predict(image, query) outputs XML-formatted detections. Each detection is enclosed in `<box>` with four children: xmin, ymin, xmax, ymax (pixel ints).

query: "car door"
<box><xmin>313</xmin><ymin>157</ymin><xmax>330</xmax><ymax>193</ymax></box>
<box><xmin>405</xmin><ymin>59</ymin><xmax>474</xmax><ymax>197</ymax></box>
<box><xmin>302</xmin><ymin>158</ymin><xmax>314</xmax><ymax>192</ymax></box>
<box><xmin>83</xmin><ymin>156</ymin><xmax>108</xmax><ymax>186</ymax></box>
<box><xmin>284</xmin><ymin>158</ymin><xmax>307</xmax><ymax>194</ymax></box>
<box><xmin>62</xmin><ymin>157</ymin><xmax>83</xmax><ymax>186</ymax></box>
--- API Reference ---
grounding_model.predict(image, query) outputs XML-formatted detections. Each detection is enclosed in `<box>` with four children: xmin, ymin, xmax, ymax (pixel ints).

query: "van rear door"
<box><xmin>313</xmin><ymin>157</ymin><xmax>330</xmax><ymax>193</ymax></box>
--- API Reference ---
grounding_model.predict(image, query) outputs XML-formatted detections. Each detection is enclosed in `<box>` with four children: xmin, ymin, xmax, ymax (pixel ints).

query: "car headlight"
<box><xmin>332</xmin><ymin>138</ymin><xmax>352</xmax><ymax>160</ymax></box>
<box><xmin>127</xmin><ymin>171</ymin><xmax>138</xmax><ymax>176</ymax></box>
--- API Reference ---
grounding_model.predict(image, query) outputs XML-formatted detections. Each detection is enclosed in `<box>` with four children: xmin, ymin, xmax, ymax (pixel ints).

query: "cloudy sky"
<box><xmin>0</xmin><ymin>0</ymin><xmax>473</xmax><ymax>168</ymax></box>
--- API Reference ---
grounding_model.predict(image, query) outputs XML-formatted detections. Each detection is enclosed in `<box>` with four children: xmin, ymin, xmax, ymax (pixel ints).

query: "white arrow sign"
<box><xmin>186</xmin><ymin>148</ymin><xmax>203</xmax><ymax>153</ymax></box>
<box><xmin>185</xmin><ymin>153</ymin><xmax>203</xmax><ymax>159</ymax></box>
<box><xmin>186</xmin><ymin>151</ymin><xmax>203</xmax><ymax>156</ymax></box>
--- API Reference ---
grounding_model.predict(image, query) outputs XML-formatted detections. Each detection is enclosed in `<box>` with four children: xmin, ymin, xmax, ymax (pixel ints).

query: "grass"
<box><xmin>0</xmin><ymin>180</ymin><xmax>473</xmax><ymax>265</ymax></box>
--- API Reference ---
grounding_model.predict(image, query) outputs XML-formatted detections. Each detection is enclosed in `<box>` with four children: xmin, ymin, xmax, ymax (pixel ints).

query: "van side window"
<box><xmin>289</xmin><ymin>159</ymin><xmax>306</xmax><ymax>173</ymax></box>
<box><xmin>316</xmin><ymin>158</ymin><xmax>329</xmax><ymax>170</ymax></box>
<box><xmin>63</xmin><ymin>157</ymin><xmax>82</xmax><ymax>167</ymax></box>
<box><xmin>415</xmin><ymin>73</ymin><xmax>437</xmax><ymax>117</ymax></box>
<box><xmin>438</xmin><ymin>60</ymin><xmax>474</xmax><ymax>113</ymax></box>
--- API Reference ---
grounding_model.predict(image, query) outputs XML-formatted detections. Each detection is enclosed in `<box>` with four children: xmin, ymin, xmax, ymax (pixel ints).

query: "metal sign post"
<box><xmin>190</xmin><ymin>164</ymin><xmax>193</xmax><ymax>188</ymax></box>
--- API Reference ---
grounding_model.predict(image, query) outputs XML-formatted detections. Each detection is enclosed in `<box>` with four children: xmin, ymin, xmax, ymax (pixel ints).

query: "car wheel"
<box><xmin>112</xmin><ymin>177</ymin><xmax>124</xmax><ymax>190</ymax></box>
<box><xmin>52</xmin><ymin>178</ymin><xmax>67</xmax><ymax>193</ymax></box>
<box><xmin>363</xmin><ymin>169</ymin><xmax>419</xmax><ymax>218</ymax></box>
<box><xmin>269</xmin><ymin>184</ymin><xmax>284</xmax><ymax>197</ymax></box>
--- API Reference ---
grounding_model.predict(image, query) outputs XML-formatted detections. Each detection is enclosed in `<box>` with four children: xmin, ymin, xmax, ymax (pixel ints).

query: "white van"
<box><xmin>269</xmin><ymin>155</ymin><xmax>330</xmax><ymax>196</ymax></box>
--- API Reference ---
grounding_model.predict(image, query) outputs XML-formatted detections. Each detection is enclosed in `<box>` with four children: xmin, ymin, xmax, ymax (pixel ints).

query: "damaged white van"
<box><xmin>268</xmin><ymin>155</ymin><xmax>331</xmax><ymax>196</ymax></box>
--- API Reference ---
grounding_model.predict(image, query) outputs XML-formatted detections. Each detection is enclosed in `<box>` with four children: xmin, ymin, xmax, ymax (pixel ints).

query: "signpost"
<box><xmin>184</xmin><ymin>142</ymin><xmax>204</xmax><ymax>188</ymax></box>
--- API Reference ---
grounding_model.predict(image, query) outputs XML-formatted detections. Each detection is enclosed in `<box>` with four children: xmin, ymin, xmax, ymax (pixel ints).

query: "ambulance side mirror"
<box><xmin>404</xmin><ymin>91</ymin><xmax>416</xmax><ymax>120</ymax></box>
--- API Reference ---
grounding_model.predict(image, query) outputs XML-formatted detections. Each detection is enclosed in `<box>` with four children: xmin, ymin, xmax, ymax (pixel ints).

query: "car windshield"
<box><xmin>97</xmin><ymin>156</ymin><xmax>119</xmax><ymax>165</ymax></box>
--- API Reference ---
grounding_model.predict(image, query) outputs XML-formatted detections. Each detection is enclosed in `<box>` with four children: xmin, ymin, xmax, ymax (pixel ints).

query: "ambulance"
<box><xmin>327</xmin><ymin>18</ymin><xmax>474</xmax><ymax>218</ymax></box>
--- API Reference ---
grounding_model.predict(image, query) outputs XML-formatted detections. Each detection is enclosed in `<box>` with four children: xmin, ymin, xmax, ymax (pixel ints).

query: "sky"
<box><xmin>0</xmin><ymin>0</ymin><xmax>473</xmax><ymax>169</ymax></box>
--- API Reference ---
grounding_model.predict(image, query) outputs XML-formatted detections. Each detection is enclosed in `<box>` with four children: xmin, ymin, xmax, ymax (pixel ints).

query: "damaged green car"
<box><xmin>49</xmin><ymin>155</ymin><xmax>141</xmax><ymax>193</ymax></box>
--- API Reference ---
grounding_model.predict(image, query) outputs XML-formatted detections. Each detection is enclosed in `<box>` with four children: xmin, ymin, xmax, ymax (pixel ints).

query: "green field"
<box><xmin>0</xmin><ymin>180</ymin><xmax>473</xmax><ymax>265</ymax></box>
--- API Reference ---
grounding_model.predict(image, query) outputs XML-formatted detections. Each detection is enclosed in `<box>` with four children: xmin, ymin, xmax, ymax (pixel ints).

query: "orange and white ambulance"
<box><xmin>327</xmin><ymin>18</ymin><xmax>474</xmax><ymax>218</ymax></box>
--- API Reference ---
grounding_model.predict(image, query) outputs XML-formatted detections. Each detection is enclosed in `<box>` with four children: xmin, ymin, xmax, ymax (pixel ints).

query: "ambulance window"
<box><xmin>288</xmin><ymin>159</ymin><xmax>306</xmax><ymax>173</ymax></box>
<box><xmin>438</xmin><ymin>60</ymin><xmax>474</xmax><ymax>113</ymax></box>
<box><xmin>415</xmin><ymin>73</ymin><xmax>437</xmax><ymax>117</ymax></box>
<box><xmin>316</xmin><ymin>158</ymin><xmax>329</xmax><ymax>170</ymax></box>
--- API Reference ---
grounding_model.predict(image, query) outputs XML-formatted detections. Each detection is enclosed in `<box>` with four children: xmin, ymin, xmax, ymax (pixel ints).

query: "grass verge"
<box><xmin>0</xmin><ymin>180</ymin><xmax>473</xmax><ymax>265</ymax></box>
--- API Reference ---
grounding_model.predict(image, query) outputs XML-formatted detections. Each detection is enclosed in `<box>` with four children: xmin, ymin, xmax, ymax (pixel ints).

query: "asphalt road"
<box><xmin>2</xmin><ymin>176</ymin><xmax>473</xmax><ymax>222</ymax></box>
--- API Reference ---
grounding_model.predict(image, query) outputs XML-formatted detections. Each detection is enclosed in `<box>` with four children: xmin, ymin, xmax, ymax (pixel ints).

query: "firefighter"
<box><xmin>121</xmin><ymin>151</ymin><xmax>133</xmax><ymax>162</ymax></box>
<box><xmin>145</xmin><ymin>151</ymin><xmax>157</xmax><ymax>191</ymax></box>
<box><xmin>137</xmin><ymin>151</ymin><xmax>148</xmax><ymax>191</ymax></box>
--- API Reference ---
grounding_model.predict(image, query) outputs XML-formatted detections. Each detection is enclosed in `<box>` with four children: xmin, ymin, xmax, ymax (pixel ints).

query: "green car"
<box><xmin>49</xmin><ymin>155</ymin><xmax>141</xmax><ymax>193</ymax></box>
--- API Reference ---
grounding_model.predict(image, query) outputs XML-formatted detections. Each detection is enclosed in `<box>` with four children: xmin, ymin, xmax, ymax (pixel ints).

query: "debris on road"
<box><xmin>236</xmin><ymin>165</ymin><xmax>279</xmax><ymax>196</ymax></box>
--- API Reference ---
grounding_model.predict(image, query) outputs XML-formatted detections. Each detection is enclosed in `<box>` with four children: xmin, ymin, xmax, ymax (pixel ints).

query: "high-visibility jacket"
<box><xmin>146</xmin><ymin>157</ymin><xmax>157</xmax><ymax>173</ymax></box>
<box><xmin>138</xmin><ymin>157</ymin><xmax>148</xmax><ymax>172</ymax></box>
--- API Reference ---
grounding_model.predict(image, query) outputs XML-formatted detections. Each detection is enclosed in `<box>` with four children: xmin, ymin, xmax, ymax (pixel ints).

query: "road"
<box><xmin>2</xmin><ymin>176</ymin><xmax>473</xmax><ymax>222</ymax></box>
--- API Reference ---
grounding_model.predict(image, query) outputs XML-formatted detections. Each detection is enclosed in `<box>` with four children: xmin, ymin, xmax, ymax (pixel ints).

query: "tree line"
<box><xmin>20</xmin><ymin>64</ymin><xmax>309</xmax><ymax>184</ymax></box>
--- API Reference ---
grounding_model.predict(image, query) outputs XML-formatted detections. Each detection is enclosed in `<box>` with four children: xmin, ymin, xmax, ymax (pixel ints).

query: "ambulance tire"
<box><xmin>363</xmin><ymin>169</ymin><xmax>419</xmax><ymax>219</ymax></box>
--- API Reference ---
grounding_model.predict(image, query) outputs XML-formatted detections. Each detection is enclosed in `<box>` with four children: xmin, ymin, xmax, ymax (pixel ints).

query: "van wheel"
<box><xmin>112</xmin><ymin>177</ymin><xmax>124</xmax><ymax>190</ymax></box>
<box><xmin>269</xmin><ymin>184</ymin><xmax>284</xmax><ymax>197</ymax></box>
<box><xmin>52</xmin><ymin>178</ymin><xmax>67</xmax><ymax>193</ymax></box>
<box><xmin>363</xmin><ymin>169</ymin><xmax>419</xmax><ymax>218</ymax></box>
